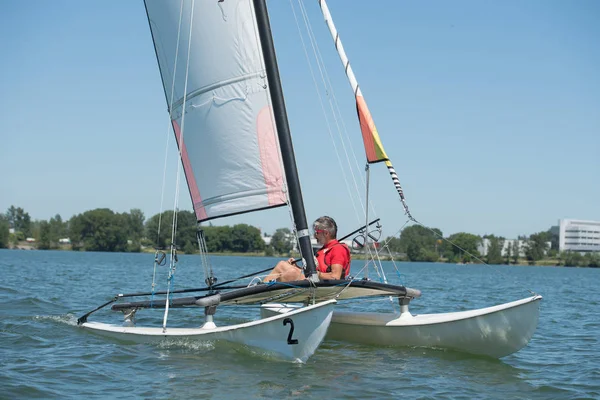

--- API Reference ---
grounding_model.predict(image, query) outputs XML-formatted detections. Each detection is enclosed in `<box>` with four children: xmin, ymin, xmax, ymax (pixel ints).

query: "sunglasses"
<box><xmin>313</xmin><ymin>229</ymin><xmax>326</xmax><ymax>235</ymax></box>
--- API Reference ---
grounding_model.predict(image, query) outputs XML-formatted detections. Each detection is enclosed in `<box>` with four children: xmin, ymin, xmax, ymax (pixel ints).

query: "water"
<box><xmin>1</xmin><ymin>249</ymin><xmax>598</xmax><ymax>399</ymax></box>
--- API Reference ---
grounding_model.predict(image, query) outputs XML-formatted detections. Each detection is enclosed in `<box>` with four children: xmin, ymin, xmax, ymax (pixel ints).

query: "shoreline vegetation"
<box><xmin>6</xmin><ymin>242</ymin><xmax>597</xmax><ymax>268</ymax></box>
<box><xmin>1</xmin><ymin>205</ymin><xmax>598</xmax><ymax>268</ymax></box>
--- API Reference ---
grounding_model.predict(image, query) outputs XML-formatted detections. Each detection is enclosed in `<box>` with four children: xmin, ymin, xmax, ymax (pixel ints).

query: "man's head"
<box><xmin>313</xmin><ymin>216</ymin><xmax>337</xmax><ymax>245</ymax></box>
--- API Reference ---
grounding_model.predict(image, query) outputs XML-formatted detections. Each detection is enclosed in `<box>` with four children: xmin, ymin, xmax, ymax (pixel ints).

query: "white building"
<box><xmin>479</xmin><ymin>239</ymin><xmax>523</xmax><ymax>257</ymax></box>
<box><xmin>478</xmin><ymin>238</ymin><xmax>551</xmax><ymax>257</ymax></box>
<box><xmin>558</xmin><ymin>219</ymin><xmax>600</xmax><ymax>253</ymax></box>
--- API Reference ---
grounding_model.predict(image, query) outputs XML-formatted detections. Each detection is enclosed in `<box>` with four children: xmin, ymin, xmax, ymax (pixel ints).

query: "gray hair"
<box><xmin>313</xmin><ymin>216</ymin><xmax>337</xmax><ymax>238</ymax></box>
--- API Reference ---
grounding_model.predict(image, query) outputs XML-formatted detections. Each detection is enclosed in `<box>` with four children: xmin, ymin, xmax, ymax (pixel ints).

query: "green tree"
<box><xmin>0</xmin><ymin>214</ymin><xmax>9</xmax><ymax>248</ymax></box>
<box><xmin>583</xmin><ymin>252</ymin><xmax>600</xmax><ymax>268</ymax></box>
<box><xmin>183</xmin><ymin>240</ymin><xmax>198</xmax><ymax>254</ymax></box>
<box><xmin>418</xmin><ymin>247</ymin><xmax>439</xmax><ymax>262</ymax></box>
<box><xmin>404</xmin><ymin>242</ymin><xmax>417</xmax><ymax>261</ymax></box>
<box><xmin>383</xmin><ymin>236</ymin><xmax>403</xmax><ymax>255</ymax></box>
<box><xmin>127</xmin><ymin>208</ymin><xmax>145</xmax><ymax>242</ymax></box>
<box><xmin>512</xmin><ymin>241</ymin><xmax>520</xmax><ymax>264</ymax></box>
<box><xmin>69</xmin><ymin>208</ymin><xmax>129</xmax><ymax>252</ymax></box>
<box><xmin>398</xmin><ymin>225</ymin><xmax>443</xmax><ymax>262</ymax></box>
<box><xmin>271</xmin><ymin>228</ymin><xmax>294</xmax><ymax>254</ymax></box>
<box><xmin>525</xmin><ymin>231</ymin><xmax>550</xmax><ymax>263</ymax></box>
<box><xmin>145</xmin><ymin>211</ymin><xmax>174</xmax><ymax>249</ymax></box>
<box><xmin>145</xmin><ymin>210</ymin><xmax>198</xmax><ymax>252</ymax></box>
<box><xmin>231</xmin><ymin>224</ymin><xmax>265</xmax><ymax>252</ymax></box>
<box><xmin>505</xmin><ymin>242</ymin><xmax>512</xmax><ymax>264</ymax></box>
<box><xmin>38</xmin><ymin>221</ymin><xmax>51</xmax><ymax>250</ymax></box>
<box><xmin>49</xmin><ymin>214</ymin><xmax>65</xmax><ymax>238</ymax></box>
<box><xmin>485</xmin><ymin>235</ymin><xmax>504</xmax><ymax>265</ymax></box>
<box><xmin>6</xmin><ymin>206</ymin><xmax>32</xmax><ymax>237</ymax></box>
<box><xmin>31</xmin><ymin>220</ymin><xmax>41</xmax><ymax>243</ymax></box>
<box><xmin>446</xmin><ymin>232</ymin><xmax>481</xmax><ymax>263</ymax></box>
<box><xmin>549</xmin><ymin>229</ymin><xmax>559</xmax><ymax>251</ymax></box>
<box><xmin>264</xmin><ymin>245</ymin><xmax>275</xmax><ymax>256</ymax></box>
<box><xmin>175</xmin><ymin>211</ymin><xmax>198</xmax><ymax>252</ymax></box>
<box><xmin>204</xmin><ymin>225</ymin><xmax>232</xmax><ymax>252</ymax></box>
<box><xmin>561</xmin><ymin>251</ymin><xmax>583</xmax><ymax>267</ymax></box>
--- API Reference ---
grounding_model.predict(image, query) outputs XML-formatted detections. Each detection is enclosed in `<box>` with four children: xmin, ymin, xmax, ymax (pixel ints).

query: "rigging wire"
<box><xmin>295</xmin><ymin>0</ymin><xmax>381</xmax><ymax>222</ymax></box>
<box><xmin>290</xmin><ymin>0</ymin><xmax>364</xmax><ymax>223</ymax></box>
<box><xmin>293</xmin><ymin>0</ymin><xmax>392</xmax><ymax>281</ymax></box>
<box><xmin>162</xmin><ymin>0</ymin><xmax>196</xmax><ymax>331</ymax></box>
<box><xmin>408</xmin><ymin>217</ymin><xmax>539</xmax><ymax>296</ymax></box>
<box><xmin>151</xmin><ymin>0</ymin><xmax>186</xmax><ymax>300</ymax></box>
<box><xmin>197</xmin><ymin>228</ymin><xmax>214</xmax><ymax>289</ymax></box>
<box><xmin>303</xmin><ymin>1</ymin><xmax>538</xmax><ymax>299</ymax></box>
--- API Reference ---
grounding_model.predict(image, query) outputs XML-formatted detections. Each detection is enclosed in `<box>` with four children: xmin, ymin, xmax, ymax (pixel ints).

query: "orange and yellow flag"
<box><xmin>356</xmin><ymin>96</ymin><xmax>388</xmax><ymax>164</ymax></box>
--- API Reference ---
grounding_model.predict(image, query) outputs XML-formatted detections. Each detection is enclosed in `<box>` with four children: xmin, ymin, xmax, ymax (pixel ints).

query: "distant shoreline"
<box><xmin>4</xmin><ymin>244</ymin><xmax>594</xmax><ymax>268</ymax></box>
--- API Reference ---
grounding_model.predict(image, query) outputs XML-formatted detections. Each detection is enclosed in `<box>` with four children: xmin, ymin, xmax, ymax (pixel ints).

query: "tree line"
<box><xmin>0</xmin><ymin>206</ymin><xmax>266</xmax><ymax>254</ymax></box>
<box><xmin>0</xmin><ymin>205</ymin><xmax>598</xmax><ymax>267</ymax></box>
<box><xmin>381</xmin><ymin>225</ymin><xmax>599</xmax><ymax>268</ymax></box>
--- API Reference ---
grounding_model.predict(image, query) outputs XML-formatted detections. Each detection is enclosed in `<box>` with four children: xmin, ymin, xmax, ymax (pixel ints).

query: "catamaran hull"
<box><xmin>261</xmin><ymin>295</ymin><xmax>541</xmax><ymax>358</ymax></box>
<box><xmin>81</xmin><ymin>299</ymin><xmax>336</xmax><ymax>363</ymax></box>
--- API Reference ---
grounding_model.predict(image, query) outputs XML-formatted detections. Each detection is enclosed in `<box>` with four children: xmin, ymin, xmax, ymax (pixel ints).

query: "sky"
<box><xmin>1</xmin><ymin>0</ymin><xmax>598</xmax><ymax>240</ymax></box>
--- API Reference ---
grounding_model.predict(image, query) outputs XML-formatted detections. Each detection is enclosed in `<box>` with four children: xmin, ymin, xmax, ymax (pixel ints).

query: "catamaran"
<box><xmin>78</xmin><ymin>0</ymin><xmax>541</xmax><ymax>360</ymax></box>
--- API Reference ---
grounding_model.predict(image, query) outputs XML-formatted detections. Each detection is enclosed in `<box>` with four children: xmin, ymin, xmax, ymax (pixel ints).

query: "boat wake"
<box><xmin>156</xmin><ymin>338</ymin><xmax>216</xmax><ymax>352</ymax></box>
<box><xmin>33</xmin><ymin>313</ymin><xmax>78</xmax><ymax>326</ymax></box>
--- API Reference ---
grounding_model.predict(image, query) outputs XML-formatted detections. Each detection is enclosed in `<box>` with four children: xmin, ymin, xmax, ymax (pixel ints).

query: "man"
<box><xmin>263</xmin><ymin>216</ymin><xmax>351</xmax><ymax>282</ymax></box>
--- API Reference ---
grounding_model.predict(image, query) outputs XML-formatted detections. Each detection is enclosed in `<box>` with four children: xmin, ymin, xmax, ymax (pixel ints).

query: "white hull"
<box><xmin>261</xmin><ymin>295</ymin><xmax>542</xmax><ymax>358</ymax></box>
<box><xmin>82</xmin><ymin>299</ymin><xmax>336</xmax><ymax>363</ymax></box>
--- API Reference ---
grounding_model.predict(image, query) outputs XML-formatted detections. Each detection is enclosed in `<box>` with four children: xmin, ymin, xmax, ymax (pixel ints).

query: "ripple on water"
<box><xmin>2</xmin><ymin>251</ymin><xmax>600</xmax><ymax>399</ymax></box>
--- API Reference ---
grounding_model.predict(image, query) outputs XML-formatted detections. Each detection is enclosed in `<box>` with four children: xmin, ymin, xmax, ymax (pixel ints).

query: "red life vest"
<box><xmin>316</xmin><ymin>240</ymin><xmax>351</xmax><ymax>279</ymax></box>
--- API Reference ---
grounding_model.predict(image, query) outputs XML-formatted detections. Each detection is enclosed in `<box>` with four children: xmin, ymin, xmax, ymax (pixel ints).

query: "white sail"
<box><xmin>145</xmin><ymin>0</ymin><xmax>286</xmax><ymax>222</ymax></box>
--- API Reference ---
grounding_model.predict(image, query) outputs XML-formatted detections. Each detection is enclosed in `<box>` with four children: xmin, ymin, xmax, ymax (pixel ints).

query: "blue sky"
<box><xmin>1</xmin><ymin>0</ymin><xmax>598</xmax><ymax>239</ymax></box>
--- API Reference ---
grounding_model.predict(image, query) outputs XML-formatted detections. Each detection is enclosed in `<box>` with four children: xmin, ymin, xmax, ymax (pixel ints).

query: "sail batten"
<box><xmin>168</xmin><ymin>72</ymin><xmax>264</xmax><ymax>114</ymax></box>
<box><xmin>145</xmin><ymin>0</ymin><xmax>286</xmax><ymax>223</ymax></box>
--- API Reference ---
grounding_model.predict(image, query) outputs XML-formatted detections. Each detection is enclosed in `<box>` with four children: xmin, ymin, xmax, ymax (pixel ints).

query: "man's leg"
<box><xmin>263</xmin><ymin>260</ymin><xmax>304</xmax><ymax>282</ymax></box>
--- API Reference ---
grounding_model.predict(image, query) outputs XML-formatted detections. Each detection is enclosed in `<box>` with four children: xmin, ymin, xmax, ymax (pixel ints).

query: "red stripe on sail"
<box><xmin>257</xmin><ymin>106</ymin><xmax>286</xmax><ymax>205</ymax></box>
<box><xmin>172</xmin><ymin>120</ymin><xmax>207</xmax><ymax>221</ymax></box>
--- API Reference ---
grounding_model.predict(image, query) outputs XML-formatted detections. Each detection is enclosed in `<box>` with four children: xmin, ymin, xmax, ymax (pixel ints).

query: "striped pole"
<box><xmin>317</xmin><ymin>0</ymin><xmax>413</xmax><ymax>220</ymax></box>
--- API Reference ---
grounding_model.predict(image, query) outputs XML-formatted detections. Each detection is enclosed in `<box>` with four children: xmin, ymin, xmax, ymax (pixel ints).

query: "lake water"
<box><xmin>1</xmin><ymin>249</ymin><xmax>598</xmax><ymax>399</ymax></box>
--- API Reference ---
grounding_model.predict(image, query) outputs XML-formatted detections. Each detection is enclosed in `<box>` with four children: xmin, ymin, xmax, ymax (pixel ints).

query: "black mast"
<box><xmin>253</xmin><ymin>0</ymin><xmax>318</xmax><ymax>279</ymax></box>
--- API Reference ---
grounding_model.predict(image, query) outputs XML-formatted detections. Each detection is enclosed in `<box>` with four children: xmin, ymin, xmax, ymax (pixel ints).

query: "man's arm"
<box><xmin>317</xmin><ymin>263</ymin><xmax>343</xmax><ymax>280</ymax></box>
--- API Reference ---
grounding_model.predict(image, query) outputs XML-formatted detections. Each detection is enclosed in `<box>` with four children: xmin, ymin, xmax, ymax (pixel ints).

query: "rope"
<box><xmin>197</xmin><ymin>228</ymin><xmax>215</xmax><ymax>289</ymax></box>
<box><xmin>290</xmin><ymin>1</ymin><xmax>416</xmax><ymax>298</ymax></box>
<box><xmin>408</xmin><ymin>217</ymin><xmax>538</xmax><ymax>296</ymax></box>
<box><xmin>291</xmin><ymin>0</ymin><xmax>396</xmax><ymax>285</ymax></box>
<box><xmin>299</xmin><ymin>0</ymin><xmax>382</xmax><ymax>221</ymax></box>
<box><xmin>293</xmin><ymin>1</ymin><xmax>538</xmax><ymax>306</ymax></box>
<box><xmin>151</xmin><ymin>0</ymin><xmax>185</xmax><ymax>298</ymax></box>
<box><xmin>163</xmin><ymin>0</ymin><xmax>196</xmax><ymax>332</ymax></box>
<box><xmin>290</xmin><ymin>0</ymin><xmax>365</xmax><ymax>224</ymax></box>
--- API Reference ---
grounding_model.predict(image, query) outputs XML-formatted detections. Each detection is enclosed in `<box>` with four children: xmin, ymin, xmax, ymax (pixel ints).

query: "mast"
<box><xmin>253</xmin><ymin>0</ymin><xmax>318</xmax><ymax>279</ymax></box>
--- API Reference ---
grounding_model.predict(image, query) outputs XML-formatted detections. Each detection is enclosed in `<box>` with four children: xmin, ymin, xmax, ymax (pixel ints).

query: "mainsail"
<box><xmin>145</xmin><ymin>0</ymin><xmax>286</xmax><ymax>223</ymax></box>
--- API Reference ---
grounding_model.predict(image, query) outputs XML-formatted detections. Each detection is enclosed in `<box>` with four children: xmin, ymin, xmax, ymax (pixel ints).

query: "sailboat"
<box><xmin>77</xmin><ymin>0</ymin><xmax>340</xmax><ymax>363</ymax></box>
<box><xmin>260</xmin><ymin>0</ymin><xmax>542</xmax><ymax>358</ymax></box>
<box><xmin>78</xmin><ymin>0</ymin><xmax>541</xmax><ymax>360</ymax></box>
